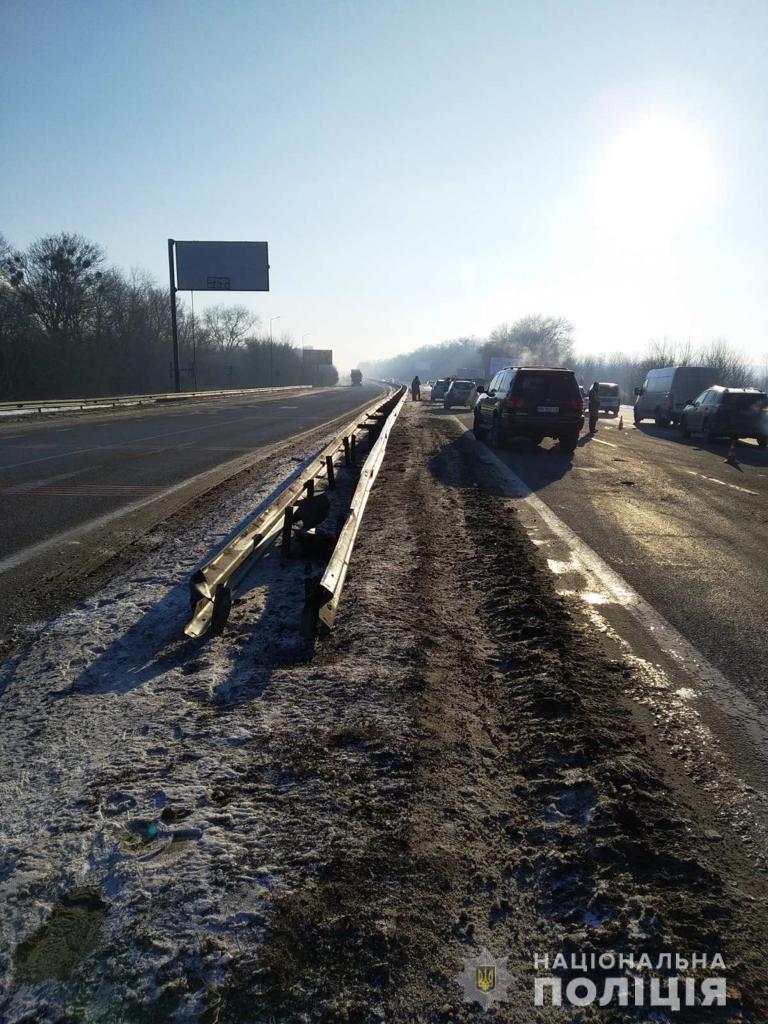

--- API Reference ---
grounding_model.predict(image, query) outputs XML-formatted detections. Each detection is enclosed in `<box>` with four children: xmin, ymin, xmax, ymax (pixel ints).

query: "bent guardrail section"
<box><xmin>184</xmin><ymin>388</ymin><xmax>403</xmax><ymax>639</ymax></box>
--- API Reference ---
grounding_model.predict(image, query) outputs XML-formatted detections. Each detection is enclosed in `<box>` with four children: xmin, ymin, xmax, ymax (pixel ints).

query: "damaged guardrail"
<box><xmin>184</xmin><ymin>387</ymin><xmax>405</xmax><ymax>639</ymax></box>
<box><xmin>303</xmin><ymin>385</ymin><xmax>407</xmax><ymax>636</ymax></box>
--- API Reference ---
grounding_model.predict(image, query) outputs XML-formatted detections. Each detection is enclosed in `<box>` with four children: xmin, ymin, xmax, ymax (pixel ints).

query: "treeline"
<box><xmin>361</xmin><ymin>316</ymin><xmax>768</xmax><ymax>401</ymax></box>
<box><xmin>0</xmin><ymin>232</ymin><xmax>337</xmax><ymax>400</ymax></box>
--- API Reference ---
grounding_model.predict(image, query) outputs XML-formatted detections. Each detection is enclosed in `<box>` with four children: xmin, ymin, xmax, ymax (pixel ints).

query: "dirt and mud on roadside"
<box><xmin>227</xmin><ymin>403</ymin><xmax>768</xmax><ymax>1023</ymax></box>
<box><xmin>3</xmin><ymin>403</ymin><xmax>768</xmax><ymax>1022</ymax></box>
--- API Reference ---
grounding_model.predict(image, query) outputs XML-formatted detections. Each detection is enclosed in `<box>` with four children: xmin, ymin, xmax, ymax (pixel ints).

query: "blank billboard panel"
<box><xmin>175</xmin><ymin>241</ymin><xmax>269</xmax><ymax>291</ymax></box>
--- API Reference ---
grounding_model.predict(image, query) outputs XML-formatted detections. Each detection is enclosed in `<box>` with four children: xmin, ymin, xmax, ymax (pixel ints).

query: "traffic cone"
<box><xmin>724</xmin><ymin>438</ymin><xmax>738</xmax><ymax>466</ymax></box>
<box><xmin>618</xmin><ymin>415</ymin><xmax>624</xmax><ymax>431</ymax></box>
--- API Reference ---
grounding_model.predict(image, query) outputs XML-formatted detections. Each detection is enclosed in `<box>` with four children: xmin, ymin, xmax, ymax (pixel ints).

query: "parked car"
<box><xmin>597</xmin><ymin>382</ymin><xmax>621</xmax><ymax>416</ymax></box>
<box><xmin>431</xmin><ymin>378</ymin><xmax>452</xmax><ymax>402</ymax></box>
<box><xmin>443</xmin><ymin>379</ymin><xmax>475</xmax><ymax>408</ymax></box>
<box><xmin>473</xmin><ymin>366</ymin><xmax>584</xmax><ymax>453</ymax></box>
<box><xmin>634</xmin><ymin>366</ymin><xmax>718</xmax><ymax>426</ymax></box>
<box><xmin>680</xmin><ymin>387</ymin><xmax>768</xmax><ymax>446</ymax></box>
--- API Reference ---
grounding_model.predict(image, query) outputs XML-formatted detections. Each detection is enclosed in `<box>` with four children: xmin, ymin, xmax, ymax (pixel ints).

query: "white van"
<box><xmin>634</xmin><ymin>366</ymin><xmax>718</xmax><ymax>426</ymax></box>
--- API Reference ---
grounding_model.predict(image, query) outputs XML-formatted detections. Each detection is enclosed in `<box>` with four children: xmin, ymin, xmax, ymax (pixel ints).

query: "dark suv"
<box><xmin>473</xmin><ymin>366</ymin><xmax>584</xmax><ymax>452</ymax></box>
<box><xmin>680</xmin><ymin>387</ymin><xmax>768</xmax><ymax>446</ymax></box>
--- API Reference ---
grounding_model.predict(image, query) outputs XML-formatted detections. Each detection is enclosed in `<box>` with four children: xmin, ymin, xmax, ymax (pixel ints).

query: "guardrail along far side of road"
<box><xmin>184</xmin><ymin>387</ymin><xmax>407</xmax><ymax>640</ymax></box>
<box><xmin>0</xmin><ymin>384</ymin><xmax>316</xmax><ymax>416</ymax></box>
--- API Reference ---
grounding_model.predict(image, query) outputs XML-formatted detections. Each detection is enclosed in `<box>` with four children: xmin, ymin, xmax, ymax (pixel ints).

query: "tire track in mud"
<box><xmin>217</xmin><ymin>406</ymin><xmax>768</xmax><ymax>1023</ymax></box>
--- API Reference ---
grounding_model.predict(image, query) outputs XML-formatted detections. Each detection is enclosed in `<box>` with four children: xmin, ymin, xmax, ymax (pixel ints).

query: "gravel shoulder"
<box><xmin>1</xmin><ymin>404</ymin><xmax>767</xmax><ymax>1022</ymax></box>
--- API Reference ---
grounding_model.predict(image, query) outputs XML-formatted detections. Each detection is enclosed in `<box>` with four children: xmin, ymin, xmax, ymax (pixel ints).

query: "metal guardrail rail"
<box><xmin>184</xmin><ymin>387</ymin><xmax>404</xmax><ymax>639</ymax></box>
<box><xmin>305</xmin><ymin>386</ymin><xmax>407</xmax><ymax>635</ymax></box>
<box><xmin>0</xmin><ymin>384</ymin><xmax>314</xmax><ymax>414</ymax></box>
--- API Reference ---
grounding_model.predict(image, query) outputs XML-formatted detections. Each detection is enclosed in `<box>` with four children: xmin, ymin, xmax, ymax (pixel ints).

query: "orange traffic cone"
<box><xmin>618</xmin><ymin>415</ymin><xmax>624</xmax><ymax>431</ymax></box>
<box><xmin>724</xmin><ymin>438</ymin><xmax>738</xmax><ymax>466</ymax></box>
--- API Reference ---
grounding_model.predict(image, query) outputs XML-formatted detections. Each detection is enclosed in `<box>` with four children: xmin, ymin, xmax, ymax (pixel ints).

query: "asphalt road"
<box><xmin>446</xmin><ymin>401</ymin><xmax>768</xmax><ymax>712</ymax></box>
<box><xmin>0</xmin><ymin>385</ymin><xmax>383</xmax><ymax>567</ymax></box>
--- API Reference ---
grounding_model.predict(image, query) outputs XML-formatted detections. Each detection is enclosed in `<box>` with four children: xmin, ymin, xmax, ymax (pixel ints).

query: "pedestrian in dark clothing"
<box><xmin>411</xmin><ymin>376</ymin><xmax>421</xmax><ymax>401</ymax></box>
<box><xmin>588</xmin><ymin>381</ymin><xmax>600</xmax><ymax>433</ymax></box>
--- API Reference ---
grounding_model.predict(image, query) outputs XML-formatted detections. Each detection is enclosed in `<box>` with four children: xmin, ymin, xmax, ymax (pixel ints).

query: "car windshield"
<box><xmin>452</xmin><ymin>381</ymin><xmax>472</xmax><ymax>390</ymax></box>
<box><xmin>599</xmin><ymin>384</ymin><xmax>619</xmax><ymax>395</ymax></box>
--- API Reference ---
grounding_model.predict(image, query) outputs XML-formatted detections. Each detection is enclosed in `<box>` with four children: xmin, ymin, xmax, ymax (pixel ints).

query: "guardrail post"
<box><xmin>325</xmin><ymin>455</ymin><xmax>336</xmax><ymax>489</ymax></box>
<box><xmin>350</xmin><ymin>434</ymin><xmax>356</xmax><ymax>462</ymax></box>
<box><xmin>306</xmin><ymin>479</ymin><xmax>315</xmax><ymax>498</ymax></box>
<box><xmin>282</xmin><ymin>506</ymin><xmax>295</xmax><ymax>556</ymax></box>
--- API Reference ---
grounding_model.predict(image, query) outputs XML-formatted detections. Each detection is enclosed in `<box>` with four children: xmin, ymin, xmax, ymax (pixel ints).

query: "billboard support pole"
<box><xmin>167</xmin><ymin>238</ymin><xmax>181</xmax><ymax>393</ymax></box>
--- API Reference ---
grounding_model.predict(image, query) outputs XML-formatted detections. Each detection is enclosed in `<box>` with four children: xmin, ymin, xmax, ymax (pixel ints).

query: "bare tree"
<box><xmin>201</xmin><ymin>304</ymin><xmax>261</xmax><ymax>353</ymax></box>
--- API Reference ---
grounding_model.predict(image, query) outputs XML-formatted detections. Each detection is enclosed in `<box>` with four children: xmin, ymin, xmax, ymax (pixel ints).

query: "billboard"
<box><xmin>302</xmin><ymin>349</ymin><xmax>333</xmax><ymax>369</ymax></box>
<box><xmin>174</xmin><ymin>241</ymin><xmax>269</xmax><ymax>291</ymax></box>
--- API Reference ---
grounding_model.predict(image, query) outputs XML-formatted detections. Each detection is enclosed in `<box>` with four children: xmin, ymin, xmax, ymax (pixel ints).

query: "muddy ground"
<box><xmin>2</xmin><ymin>404</ymin><xmax>768</xmax><ymax>1022</ymax></box>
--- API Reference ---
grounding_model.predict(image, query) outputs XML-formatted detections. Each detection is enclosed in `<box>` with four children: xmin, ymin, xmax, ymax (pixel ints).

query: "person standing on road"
<box><xmin>588</xmin><ymin>381</ymin><xmax>600</xmax><ymax>433</ymax></box>
<box><xmin>411</xmin><ymin>375</ymin><xmax>421</xmax><ymax>401</ymax></box>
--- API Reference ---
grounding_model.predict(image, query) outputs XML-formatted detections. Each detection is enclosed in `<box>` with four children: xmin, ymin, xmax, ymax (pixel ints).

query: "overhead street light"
<box><xmin>269</xmin><ymin>315</ymin><xmax>280</xmax><ymax>386</ymax></box>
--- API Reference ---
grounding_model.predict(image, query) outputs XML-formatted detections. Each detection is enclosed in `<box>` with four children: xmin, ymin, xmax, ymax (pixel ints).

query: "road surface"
<box><xmin>0</xmin><ymin>384</ymin><xmax>383</xmax><ymax>649</ymax></box>
<box><xmin>447</xmin><ymin>402</ymin><xmax>768</xmax><ymax>763</ymax></box>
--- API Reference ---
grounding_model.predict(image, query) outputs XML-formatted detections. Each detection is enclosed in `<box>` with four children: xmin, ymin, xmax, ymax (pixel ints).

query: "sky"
<box><xmin>2</xmin><ymin>0</ymin><xmax>768</xmax><ymax>372</ymax></box>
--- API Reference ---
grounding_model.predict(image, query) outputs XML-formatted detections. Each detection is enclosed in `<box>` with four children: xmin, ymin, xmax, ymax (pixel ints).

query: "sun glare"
<box><xmin>594</xmin><ymin>112</ymin><xmax>717</xmax><ymax>244</ymax></box>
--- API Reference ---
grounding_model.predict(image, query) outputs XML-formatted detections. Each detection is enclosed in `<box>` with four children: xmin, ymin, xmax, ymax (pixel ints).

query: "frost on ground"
<box><xmin>1</xmin><ymin>406</ymin><xmax>768</xmax><ymax>1023</ymax></box>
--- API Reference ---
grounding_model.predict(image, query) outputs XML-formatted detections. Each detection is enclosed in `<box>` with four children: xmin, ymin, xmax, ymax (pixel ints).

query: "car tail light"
<box><xmin>505</xmin><ymin>396</ymin><xmax>526</xmax><ymax>411</ymax></box>
<box><xmin>566</xmin><ymin>398</ymin><xmax>582</xmax><ymax>412</ymax></box>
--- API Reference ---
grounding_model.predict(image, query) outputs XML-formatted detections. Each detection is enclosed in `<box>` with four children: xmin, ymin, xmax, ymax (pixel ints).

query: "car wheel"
<box><xmin>654</xmin><ymin>410</ymin><xmax>669</xmax><ymax>427</ymax></box>
<box><xmin>757</xmin><ymin>435</ymin><xmax>767</xmax><ymax>449</ymax></box>
<box><xmin>681</xmin><ymin>417</ymin><xmax>691</xmax><ymax>438</ymax></box>
<box><xmin>559</xmin><ymin>431</ymin><xmax>579</xmax><ymax>453</ymax></box>
<box><xmin>490</xmin><ymin>415</ymin><xmax>504</xmax><ymax>449</ymax></box>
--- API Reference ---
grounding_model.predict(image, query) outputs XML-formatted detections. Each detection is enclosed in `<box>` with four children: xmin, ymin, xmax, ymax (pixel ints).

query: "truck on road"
<box><xmin>350</xmin><ymin>369</ymin><xmax>363</xmax><ymax>386</ymax></box>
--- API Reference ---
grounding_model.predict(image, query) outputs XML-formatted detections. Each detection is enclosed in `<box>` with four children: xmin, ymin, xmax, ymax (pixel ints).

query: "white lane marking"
<box><xmin>453</xmin><ymin>417</ymin><xmax>768</xmax><ymax>754</ymax></box>
<box><xmin>0</xmin><ymin>434</ymin><xmax>26</xmax><ymax>441</ymax></box>
<box><xmin>683</xmin><ymin>469</ymin><xmax>759</xmax><ymax>496</ymax></box>
<box><xmin>0</xmin><ymin>465</ymin><xmax>102</xmax><ymax>495</ymax></box>
<box><xmin>278</xmin><ymin>405</ymin><xmax>299</xmax><ymax>409</ymax></box>
<box><xmin>592</xmin><ymin>437</ymin><xmax>618</xmax><ymax>448</ymax></box>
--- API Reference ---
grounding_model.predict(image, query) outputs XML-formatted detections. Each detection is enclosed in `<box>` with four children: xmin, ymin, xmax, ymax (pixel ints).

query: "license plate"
<box><xmin>537</xmin><ymin>405</ymin><xmax>559</xmax><ymax>413</ymax></box>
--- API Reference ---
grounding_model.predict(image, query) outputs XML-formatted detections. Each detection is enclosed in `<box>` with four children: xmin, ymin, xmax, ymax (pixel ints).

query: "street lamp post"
<box><xmin>269</xmin><ymin>316</ymin><xmax>280</xmax><ymax>386</ymax></box>
<box><xmin>301</xmin><ymin>334</ymin><xmax>311</xmax><ymax>384</ymax></box>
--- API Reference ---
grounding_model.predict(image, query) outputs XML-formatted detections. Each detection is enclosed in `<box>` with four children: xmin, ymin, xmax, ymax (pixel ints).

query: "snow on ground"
<box><xmin>0</xmin><ymin>435</ymin><xmax>355</xmax><ymax>1022</ymax></box>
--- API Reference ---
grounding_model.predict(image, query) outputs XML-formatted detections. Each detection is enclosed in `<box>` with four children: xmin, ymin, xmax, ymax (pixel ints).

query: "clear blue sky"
<box><xmin>2</xmin><ymin>0</ymin><xmax>767</xmax><ymax>370</ymax></box>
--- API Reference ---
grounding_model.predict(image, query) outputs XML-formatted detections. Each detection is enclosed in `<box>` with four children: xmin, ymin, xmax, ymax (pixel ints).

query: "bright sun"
<box><xmin>594</xmin><ymin>113</ymin><xmax>717</xmax><ymax>244</ymax></box>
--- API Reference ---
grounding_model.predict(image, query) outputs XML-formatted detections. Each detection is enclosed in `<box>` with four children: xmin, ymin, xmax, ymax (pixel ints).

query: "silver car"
<box><xmin>443</xmin><ymin>379</ymin><xmax>475</xmax><ymax>408</ymax></box>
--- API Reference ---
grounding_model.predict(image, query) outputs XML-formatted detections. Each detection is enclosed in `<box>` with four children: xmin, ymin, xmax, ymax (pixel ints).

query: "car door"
<box><xmin>478</xmin><ymin>373</ymin><xmax>499</xmax><ymax>425</ymax></box>
<box><xmin>687</xmin><ymin>390</ymin><xmax>709</xmax><ymax>432</ymax></box>
<box><xmin>494</xmin><ymin>370</ymin><xmax>512</xmax><ymax>423</ymax></box>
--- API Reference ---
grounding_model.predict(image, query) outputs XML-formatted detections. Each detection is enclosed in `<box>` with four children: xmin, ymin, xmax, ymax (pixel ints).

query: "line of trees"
<box><xmin>0</xmin><ymin>231</ymin><xmax>337</xmax><ymax>400</ymax></box>
<box><xmin>361</xmin><ymin>316</ymin><xmax>768</xmax><ymax>401</ymax></box>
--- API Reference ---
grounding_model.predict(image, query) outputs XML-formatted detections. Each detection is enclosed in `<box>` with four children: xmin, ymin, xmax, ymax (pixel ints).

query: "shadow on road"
<box><xmin>427</xmin><ymin>416</ymin><xmax>576</xmax><ymax>496</ymax></box>
<box><xmin>634</xmin><ymin>422</ymin><xmax>768</xmax><ymax>468</ymax></box>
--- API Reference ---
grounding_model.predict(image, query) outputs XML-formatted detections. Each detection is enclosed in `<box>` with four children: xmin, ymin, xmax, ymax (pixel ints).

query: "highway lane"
<box><xmin>0</xmin><ymin>385</ymin><xmax>383</xmax><ymax>564</ymax></box>
<box><xmin>447</xmin><ymin>404</ymin><xmax>768</xmax><ymax>710</ymax></box>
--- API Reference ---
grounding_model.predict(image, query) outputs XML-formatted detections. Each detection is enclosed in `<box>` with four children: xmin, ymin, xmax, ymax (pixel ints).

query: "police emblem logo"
<box><xmin>455</xmin><ymin>948</ymin><xmax>513</xmax><ymax>1010</ymax></box>
<box><xmin>476</xmin><ymin>964</ymin><xmax>496</xmax><ymax>993</ymax></box>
